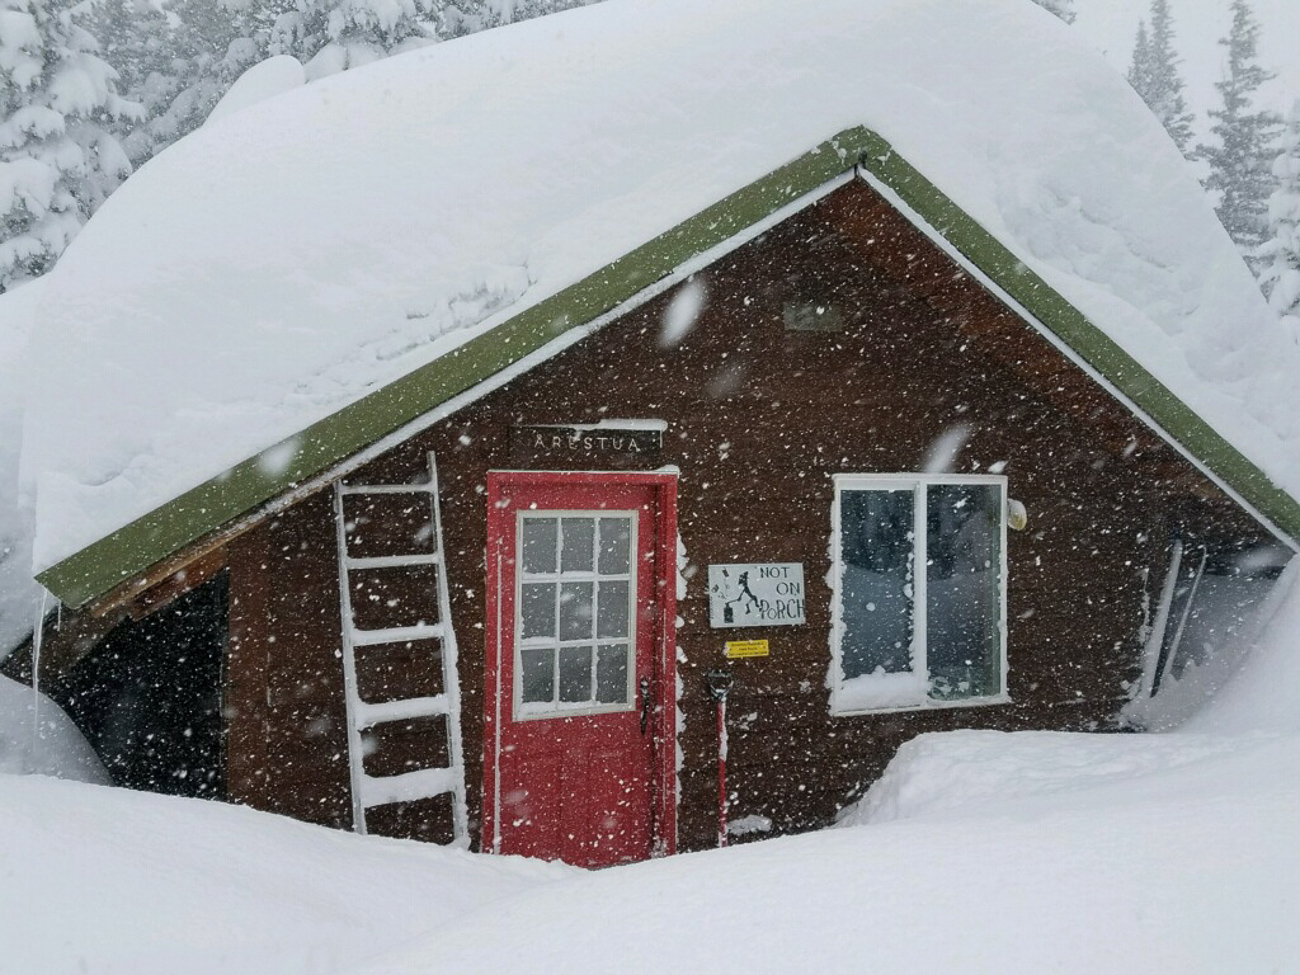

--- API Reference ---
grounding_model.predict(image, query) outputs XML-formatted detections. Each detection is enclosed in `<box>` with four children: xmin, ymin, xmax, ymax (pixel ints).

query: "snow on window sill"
<box><xmin>832</xmin><ymin>671</ymin><xmax>1010</xmax><ymax>716</ymax></box>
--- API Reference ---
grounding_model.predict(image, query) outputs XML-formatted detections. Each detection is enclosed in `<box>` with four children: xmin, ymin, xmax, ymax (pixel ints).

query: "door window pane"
<box><xmin>522</xmin><ymin>518</ymin><xmax>557</xmax><ymax>574</ymax></box>
<box><xmin>926</xmin><ymin>483</ymin><xmax>1001</xmax><ymax>700</ymax></box>
<box><xmin>838</xmin><ymin>489</ymin><xmax>915</xmax><ymax>680</ymax></box>
<box><xmin>559</xmin><ymin>582</ymin><xmax>594</xmax><ymax>641</ymax></box>
<box><xmin>597</xmin><ymin>581</ymin><xmax>630</xmax><ymax>638</ymax></box>
<box><xmin>598</xmin><ymin>518</ymin><xmax>631</xmax><ymax>575</ymax></box>
<box><xmin>595</xmin><ymin>644</ymin><xmax>629</xmax><ymax>703</ymax></box>
<box><xmin>558</xmin><ymin>646</ymin><xmax>593</xmax><ymax>702</ymax></box>
<box><xmin>520</xmin><ymin>648</ymin><xmax>554</xmax><ymax>703</ymax></box>
<box><xmin>521</xmin><ymin>583</ymin><xmax>556</xmax><ymax>640</ymax></box>
<box><xmin>561</xmin><ymin>518</ymin><xmax>595</xmax><ymax>573</ymax></box>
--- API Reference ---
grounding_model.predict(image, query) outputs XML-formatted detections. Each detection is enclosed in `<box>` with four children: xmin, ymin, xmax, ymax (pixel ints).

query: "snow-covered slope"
<box><xmin>353</xmin><ymin>733</ymin><xmax>1300</xmax><ymax>975</ymax></box>
<box><xmin>0</xmin><ymin>772</ymin><xmax>566</xmax><ymax>975</ymax></box>
<box><xmin>21</xmin><ymin>0</ymin><xmax>1300</xmax><ymax>572</ymax></box>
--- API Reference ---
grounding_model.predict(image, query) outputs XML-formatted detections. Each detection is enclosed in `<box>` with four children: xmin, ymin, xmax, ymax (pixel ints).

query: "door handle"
<box><xmin>639</xmin><ymin>677</ymin><xmax>652</xmax><ymax>735</ymax></box>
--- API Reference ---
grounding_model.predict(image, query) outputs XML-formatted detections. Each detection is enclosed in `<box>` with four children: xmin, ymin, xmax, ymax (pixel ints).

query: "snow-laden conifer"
<box><xmin>0</xmin><ymin>0</ymin><xmax>140</xmax><ymax>291</ymax></box>
<box><xmin>1126</xmin><ymin>0</ymin><xmax>1194</xmax><ymax>156</ymax></box>
<box><xmin>1198</xmin><ymin>0</ymin><xmax>1281</xmax><ymax>267</ymax></box>
<box><xmin>1029</xmin><ymin>0</ymin><xmax>1075</xmax><ymax>25</ymax></box>
<box><xmin>90</xmin><ymin>0</ymin><xmax>260</xmax><ymax>167</ymax></box>
<box><xmin>1259</xmin><ymin>100</ymin><xmax>1300</xmax><ymax>340</ymax></box>
<box><xmin>267</xmin><ymin>0</ymin><xmax>441</xmax><ymax>81</ymax></box>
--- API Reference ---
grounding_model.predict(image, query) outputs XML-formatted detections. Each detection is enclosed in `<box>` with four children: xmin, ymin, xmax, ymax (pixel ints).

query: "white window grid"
<box><xmin>513</xmin><ymin>509</ymin><xmax>639</xmax><ymax>720</ymax></box>
<box><xmin>829</xmin><ymin>473</ymin><xmax>1010</xmax><ymax>715</ymax></box>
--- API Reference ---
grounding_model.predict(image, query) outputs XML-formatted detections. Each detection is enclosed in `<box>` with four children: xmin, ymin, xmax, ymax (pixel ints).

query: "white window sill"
<box><xmin>831</xmin><ymin>692</ymin><xmax>1011</xmax><ymax>718</ymax></box>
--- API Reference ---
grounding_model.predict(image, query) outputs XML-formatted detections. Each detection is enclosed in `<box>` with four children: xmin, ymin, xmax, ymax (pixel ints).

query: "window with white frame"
<box><xmin>831</xmin><ymin>474</ymin><xmax>1007</xmax><ymax>713</ymax></box>
<box><xmin>515</xmin><ymin>511</ymin><xmax>637</xmax><ymax>718</ymax></box>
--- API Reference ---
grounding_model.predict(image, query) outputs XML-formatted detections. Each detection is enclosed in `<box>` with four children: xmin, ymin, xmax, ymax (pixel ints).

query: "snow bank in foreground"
<box><xmin>6</xmin><ymin>582</ymin><xmax>1300</xmax><ymax>973</ymax></box>
<box><xmin>23</xmin><ymin>0</ymin><xmax>1299</xmax><ymax>571</ymax></box>
<box><xmin>0</xmin><ymin>773</ymin><xmax>566</xmax><ymax>975</ymax></box>
<box><xmin>355</xmin><ymin>732</ymin><xmax>1300</xmax><ymax>975</ymax></box>
<box><xmin>0</xmin><ymin>674</ymin><xmax>108</xmax><ymax>783</ymax></box>
<box><xmin>353</xmin><ymin>578</ymin><xmax>1300</xmax><ymax>974</ymax></box>
<box><xmin>10</xmin><ymin>728</ymin><xmax>1291</xmax><ymax>975</ymax></box>
<box><xmin>837</xmin><ymin>728</ymin><xmax>1245</xmax><ymax>827</ymax></box>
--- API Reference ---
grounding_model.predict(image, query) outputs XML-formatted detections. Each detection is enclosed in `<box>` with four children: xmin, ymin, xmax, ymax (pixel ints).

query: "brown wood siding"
<box><xmin>214</xmin><ymin>178</ymin><xmax>1275</xmax><ymax>850</ymax></box>
<box><xmin>225</xmin><ymin>491</ymin><xmax>352</xmax><ymax>828</ymax></box>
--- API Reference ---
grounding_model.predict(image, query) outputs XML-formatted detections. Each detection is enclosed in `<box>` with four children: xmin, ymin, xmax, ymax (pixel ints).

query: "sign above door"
<box><xmin>511</xmin><ymin>422</ymin><xmax>664</xmax><ymax>459</ymax></box>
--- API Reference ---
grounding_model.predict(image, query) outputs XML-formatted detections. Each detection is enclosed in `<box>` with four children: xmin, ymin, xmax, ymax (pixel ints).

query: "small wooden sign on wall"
<box><xmin>511</xmin><ymin>424</ymin><xmax>663</xmax><ymax>458</ymax></box>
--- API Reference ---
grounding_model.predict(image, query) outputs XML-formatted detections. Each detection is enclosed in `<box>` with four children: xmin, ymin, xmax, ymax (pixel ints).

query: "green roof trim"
<box><xmin>37</xmin><ymin>126</ymin><xmax>1300</xmax><ymax>607</ymax></box>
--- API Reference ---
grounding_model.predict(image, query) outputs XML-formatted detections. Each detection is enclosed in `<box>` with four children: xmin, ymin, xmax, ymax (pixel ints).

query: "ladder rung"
<box><xmin>350</xmin><ymin>623</ymin><xmax>444</xmax><ymax>646</ymax></box>
<box><xmin>353</xmin><ymin>695</ymin><xmax>448</xmax><ymax>730</ymax></box>
<box><xmin>361</xmin><ymin>767</ymin><xmax>457</xmax><ymax>808</ymax></box>
<box><xmin>344</xmin><ymin>553</ymin><xmax>441</xmax><ymax>570</ymax></box>
<box><xmin>339</xmin><ymin>483</ymin><xmax>435</xmax><ymax>496</ymax></box>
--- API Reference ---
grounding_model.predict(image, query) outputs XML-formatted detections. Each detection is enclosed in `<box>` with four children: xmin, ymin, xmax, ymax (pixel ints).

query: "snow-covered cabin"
<box><xmin>7</xmin><ymin>0</ymin><xmax>1300</xmax><ymax>863</ymax></box>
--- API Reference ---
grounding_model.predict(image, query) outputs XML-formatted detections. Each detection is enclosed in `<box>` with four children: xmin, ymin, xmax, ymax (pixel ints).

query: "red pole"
<box><xmin>705</xmin><ymin>668</ymin><xmax>733</xmax><ymax>849</ymax></box>
<box><xmin>716</xmin><ymin>693</ymin><xmax>728</xmax><ymax>848</ymax></box>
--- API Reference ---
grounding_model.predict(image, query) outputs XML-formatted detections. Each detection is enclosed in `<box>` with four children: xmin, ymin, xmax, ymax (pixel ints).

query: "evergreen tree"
<box><xmin>108</xmin><ymin>0</ymin><xmax>261</xmax><ymax>165</ymax></box>
<box><xmin>266</xmin><ymin>0</ymin><xmax>442</xmax><ymax>80</ymax></box>
<box><xmin>1126</xmin><ymin>0</ymin><xmax>1195</xmax><ymax>155</ymax></box>
<box><xmin>1128</xmin><ymin>20</ymin><xmax>1152</xmax><ymax>100</ymax></box>
<box><xmin>1029</xmin><ymin>0</ymin><xmax>1075</xmax><ymax>25</ymax></box>
<box><xmin>442</xmin><ymin>0</ymin><xmax>600</xmax><ymax>36</ymax></box>
<box><xmin>1259</xmin><ymin>100</ymin><xmax>1300</xmax><ymax>337</ymax></box>
<box><xmin>0</xmin><ymin>0</ymin><xmax>141</xmax><ymax>291</ymax></box>
<box><xmin>0</xmin><ymin>0</ymin><xmax>608</xmax><ymax>285</ymax></box>
<box><xmin>1198</xmin><ymin>0</ymin><xmax>1281</xmax><ymax>266</ymax></box>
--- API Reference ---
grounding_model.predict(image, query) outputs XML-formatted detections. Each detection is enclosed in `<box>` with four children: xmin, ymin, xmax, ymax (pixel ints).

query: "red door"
<box><xmin>483</xmin><ymin>472</ymin><xmax>677</xmax><ymax>867</ymax></box>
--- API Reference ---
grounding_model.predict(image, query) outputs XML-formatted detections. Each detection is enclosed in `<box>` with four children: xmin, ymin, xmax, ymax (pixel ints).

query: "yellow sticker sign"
<box><xmin>725</xmin><ymin>639</ymin><xmax>770</xmax><ymax>659</ymax></box>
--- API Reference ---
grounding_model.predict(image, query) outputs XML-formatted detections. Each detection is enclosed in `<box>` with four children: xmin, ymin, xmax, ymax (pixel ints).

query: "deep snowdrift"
<box><xmin>0</xmin><ymin>772</ymin><xmax>566</xmax><ymax>975</ymax></box>
<box><xmin>3</xmin><ymin>563</ymin><xmax>1298</xmax><ymax>973</ymax></box>
<box><xmin>353</xmin><ymin>733</ymin><xmax>1300</xmax><ymax>975</ymax></box>
<box><xmin>22</xmin><ymin>0</ymin><xmax>1299</xmax><ymax>572</ymax></box>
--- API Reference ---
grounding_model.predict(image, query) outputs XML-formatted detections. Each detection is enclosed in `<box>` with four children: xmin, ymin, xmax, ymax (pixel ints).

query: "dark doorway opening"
<box><xmin>49</xmin><ymin>572</ymin><xmax>228</xmax><ymax>800</ymax></box>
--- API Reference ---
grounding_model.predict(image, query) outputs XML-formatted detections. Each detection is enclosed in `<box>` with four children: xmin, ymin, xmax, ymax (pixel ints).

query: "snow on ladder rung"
<box><xmin>350</xmin><ymin>623</ymin><xmax>444</xmax><ymax>647</ymax></box>
<box><xmin>344</xmin><ymin>553</ymin><xmax>442</xmax><ymax>570</ymax></box>
<box><xmin>352</xmin><ymin>695</ymin><xmax>448</xmax><ymax>730</ymax></box>
<box><xmin>338</xmin><ymin>482</ymin><xmax>436</xmax><ymax>496</ymax></box>
<box><xmin>360</xmin><ymin>767</ymin><xmax>457</xmax><ymax>808</ymax></box>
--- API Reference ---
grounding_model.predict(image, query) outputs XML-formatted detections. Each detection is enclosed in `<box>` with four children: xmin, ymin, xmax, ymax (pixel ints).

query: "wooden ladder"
<box><xmin>332</xmin><ymin>454</ymin><xmax>467</xmax><ymax>844</ymax></box>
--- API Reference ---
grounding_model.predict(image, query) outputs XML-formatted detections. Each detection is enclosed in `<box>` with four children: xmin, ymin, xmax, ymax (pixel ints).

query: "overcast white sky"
<box><xmin>1072</xmin><ymin>0</ymin><xmax>1299</xmax><ymax>142</ymax></box>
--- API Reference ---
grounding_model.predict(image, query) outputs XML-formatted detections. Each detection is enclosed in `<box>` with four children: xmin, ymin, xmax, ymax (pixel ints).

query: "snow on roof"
<box><xmin>0</xmin><ymin>279</ymin><xmax>43</xmax><ymax>654</ymax></box>
<box><xmin>21</xmin><ymin>0</ymin><xmax>1300</xmax><ymax>575</ymax></box>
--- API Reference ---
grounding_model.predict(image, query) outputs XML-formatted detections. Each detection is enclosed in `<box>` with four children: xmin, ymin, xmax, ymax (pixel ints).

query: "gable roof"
<box><xmin>22</xmin><ymin>0</ymin><xmax>1300</xmax><ymax>607</ymax></box>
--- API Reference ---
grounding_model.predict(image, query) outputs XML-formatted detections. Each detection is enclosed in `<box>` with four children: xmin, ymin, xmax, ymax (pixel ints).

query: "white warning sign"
<box><xmin>707</xmin><ymin>563</ymin><xmax>806</xmax><ymax>629</ymax></box>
